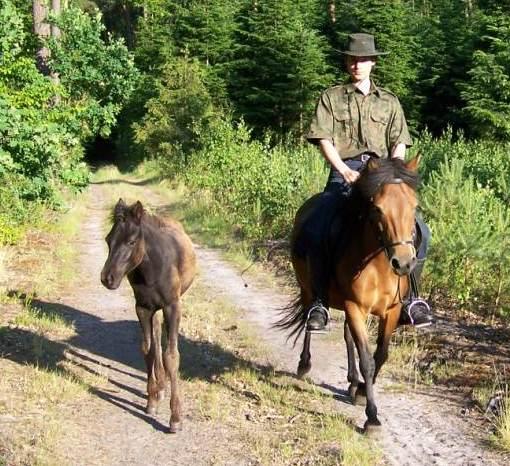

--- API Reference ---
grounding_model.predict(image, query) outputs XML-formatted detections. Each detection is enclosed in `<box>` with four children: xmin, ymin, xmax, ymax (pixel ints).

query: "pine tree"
<box><xmin>461</xmin><ymin>11</ymin><xmax>510</xmax><ymax>141</ymax></box>
<box><xmin>230</xmin><ymin>0</ymin><xmax>332</xmax><ymax>137</ymax></box>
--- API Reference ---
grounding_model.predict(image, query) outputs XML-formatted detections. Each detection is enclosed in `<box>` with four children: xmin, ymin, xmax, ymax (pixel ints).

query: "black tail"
<box><xmin>273</xmin><ymin>293</ymin><xmax>308</xmax><ymax>346</ymax></box>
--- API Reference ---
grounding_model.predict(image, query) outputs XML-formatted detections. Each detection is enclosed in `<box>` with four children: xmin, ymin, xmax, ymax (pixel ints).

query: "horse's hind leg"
<box><xmin>297</xmin><ymin>331</ymin><xmax>312</xmax><ymax>378</ymax></box>
<box><xmin>344</xmin><ymin>321</ymin><xmax>362</xmax><ymax>403</ymax></box>
<box><xmin>163</xmin><ymin>300</ymin><xmax>182</xmax><ymax>433</ymax></box>
<box><xmin>136</xmin><ymin>306</ymin><xmax>165</xmax><ymax>415</ymax></box>
<box><xmin>345</xmin><ymin>309</ymin><xmax>380</xmax><ymax>430</ymax></box>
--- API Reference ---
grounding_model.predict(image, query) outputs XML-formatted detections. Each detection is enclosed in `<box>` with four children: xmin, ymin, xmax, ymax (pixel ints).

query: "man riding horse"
<box><xmin>303</xmin><ymin>33</ymin><xmax>433</xmax><ymax>332</ymax></box>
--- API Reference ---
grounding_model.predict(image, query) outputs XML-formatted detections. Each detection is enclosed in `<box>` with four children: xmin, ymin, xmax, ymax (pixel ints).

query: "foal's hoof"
<box><xmin>348</xmin><ymin>383</ymin><xmax>367</xmax><ymax>406</ymax></box>
<box><xmin>146</xmin><ymin>400</ymin><xmax>158</xmax><ymax>415</ymax></box>
<box><xmin>169</xmin><ymin>421</ymin><xmax>183</xmax><ymax>434</ymax></box>
<box><xmin>363</xmin><ymin>419</ymin><xmax>382</xmax><ymax>436</ymax></box>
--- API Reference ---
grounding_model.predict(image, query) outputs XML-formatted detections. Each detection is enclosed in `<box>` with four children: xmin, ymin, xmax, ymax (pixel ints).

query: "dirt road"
<box><xmin>3</xmin><ymin>179</ymin><xmax>507</xmax><ymax>465</ymax></box>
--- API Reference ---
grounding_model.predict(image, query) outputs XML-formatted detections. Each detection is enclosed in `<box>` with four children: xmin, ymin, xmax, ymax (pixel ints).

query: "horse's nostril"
<box><xmin>391</xmin><ymin>258</ymin><xmax>400</xmax><ymax>270</ymax></box>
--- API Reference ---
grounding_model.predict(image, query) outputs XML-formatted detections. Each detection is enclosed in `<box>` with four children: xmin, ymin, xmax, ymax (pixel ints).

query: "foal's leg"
<box><xmin>345</xmin><ymin>307</ymin><xmax>380</xmax><ymax>429</ymax></box>
<box><xmin>136</xmin><ymin>306</ymin><xmax>165</xmax><ymax>415</ymax></box>
<box><xmin>373</xmin><ymin>308</ymin><xmax>399</xmax><ymax>384</ymax></box>
<box><xmin>162</xmin><ymin>300</ymin><xmax>182</xmax><ymax>433</ymax></box>
<box><xmin>344</xmin><ymin>320</ymin><xmax>361</xmax><ymax>402</ymax></box>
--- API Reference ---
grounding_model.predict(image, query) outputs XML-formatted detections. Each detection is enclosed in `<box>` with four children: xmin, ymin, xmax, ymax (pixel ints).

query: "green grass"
<box><xmin>13</xmin><ymin>305</ymin><xmax>75</xmax><ymax>338</ymax></box>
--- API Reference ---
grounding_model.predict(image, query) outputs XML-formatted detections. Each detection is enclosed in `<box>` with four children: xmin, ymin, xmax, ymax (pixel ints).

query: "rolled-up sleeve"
<box><xmin>389</xmin><ymin>99</ymin><xmax>413</xmax><ymax>148</ymax></box>
<box><xmin>306</xmin><ymin>92</ymin><xmax>334</xmax><ymax>145</ymax></box>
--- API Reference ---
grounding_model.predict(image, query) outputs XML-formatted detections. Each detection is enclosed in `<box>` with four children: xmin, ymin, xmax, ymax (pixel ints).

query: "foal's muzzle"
<box><xmin>100</xmin><ymin>268</ymin><xmax>121</xmax><ymax>290</ymax></box>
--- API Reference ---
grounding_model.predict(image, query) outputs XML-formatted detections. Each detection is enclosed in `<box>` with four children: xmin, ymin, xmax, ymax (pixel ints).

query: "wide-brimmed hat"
<box><xmin>339</xmin><ymin>33</ymin><xmax>388</xmax><ymax>57</ymax></box>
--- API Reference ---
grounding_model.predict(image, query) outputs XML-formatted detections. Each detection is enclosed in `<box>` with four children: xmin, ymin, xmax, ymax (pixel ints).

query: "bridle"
<box><xmin>363</xmin><ymin>177</ymin><xmax>416</xmax><ymax>264</ymax></box>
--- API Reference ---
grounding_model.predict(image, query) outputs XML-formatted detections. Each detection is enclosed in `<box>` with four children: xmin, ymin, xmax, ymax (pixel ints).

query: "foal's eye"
<box><xmin>127</xmin><ymin>239</ymin><xmax>137</xmax><ymax>246</ymax></box>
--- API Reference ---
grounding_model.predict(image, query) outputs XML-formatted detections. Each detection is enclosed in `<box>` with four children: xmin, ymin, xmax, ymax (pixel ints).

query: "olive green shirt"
<box><xmin>306</xmin><ymin>81</ymin><xmax>412</xmax><ymax>159</ymax></box>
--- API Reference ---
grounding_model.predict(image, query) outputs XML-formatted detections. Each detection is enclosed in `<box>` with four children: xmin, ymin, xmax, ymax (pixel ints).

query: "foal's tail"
<box><xmin>273</xmin><ymin>292</ymin><xmax>307</xmax><ymax>346</ymax></box>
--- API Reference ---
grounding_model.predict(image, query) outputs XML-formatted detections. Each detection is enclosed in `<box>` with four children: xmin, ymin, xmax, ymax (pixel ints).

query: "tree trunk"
<box><xmin>328</xmin><ymin>1</ymin><xmax>336</xmax><ymax>23</ymax></box>
<box><xmin>33</xmin><ymin>0</ymin><xmax>51</xmax><ymax>75</ymax></box>
<box><xmin>122</xmin><ymin>2</ymin><xmax>134</xmax><ymax>49</ymax></box>
<box><xmin>51</xmin><ymin>0</ymin><xmax>61</xmax><ymax>39</ymax></box>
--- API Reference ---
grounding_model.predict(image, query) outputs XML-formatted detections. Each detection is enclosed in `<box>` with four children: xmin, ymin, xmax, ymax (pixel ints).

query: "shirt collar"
<box><xmin>345</xmin><ymin>80</ymin><xmax>381</xmax><ymax>97</ymax></box>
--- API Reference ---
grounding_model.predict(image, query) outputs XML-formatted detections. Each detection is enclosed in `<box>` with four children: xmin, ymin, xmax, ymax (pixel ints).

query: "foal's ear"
<box><xmin>132</xmin><ymin>201</ymin><xmax>144</xmax><ymax>225</ymax></box>
<box><xmin>114</xmin><ymin>198</ymin><xmax>127</xmax><ymax>220</ymax></box>
<box><xmin>406</xmin><ymin>154</ymin><xmax>420</xmax><ymax>172</ymax></box>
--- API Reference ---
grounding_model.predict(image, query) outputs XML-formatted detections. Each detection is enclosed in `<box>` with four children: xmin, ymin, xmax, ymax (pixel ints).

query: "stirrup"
<box><xmin>305</xmin><ymin>303</ymin><xmax>331</xmax><ymax>334</ymax></box>
<box><xmin>406</xmin><ymin>299</ymin><xmax>432</xmax><ymax>328</ymax></box>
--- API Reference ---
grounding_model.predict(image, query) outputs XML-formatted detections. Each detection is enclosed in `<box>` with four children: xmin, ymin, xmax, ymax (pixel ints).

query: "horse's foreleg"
<box><xmin>344</xmin><ymin>320</ymin><xmax>361</xmax><ymax>402</ymax></box>
<box><xmin>345</xmin><ymin>308</ymin><xmax>380</xmax><ymax>429</ymax></box>
<box><xmin>373</xmin><ymin>307</ymin><xmax>399</xmax><ymax>384</ymax></box>
<box><xmin>163</xmin><ymin>301</ymin><xmax>182</xmax><ymax>433</ymax></box>
<box><xmin>297</xmin><ymin>331</ymin><xmax>312</xmax><ymax>378</ymax></box>
<box><xmin>136</xmin><ymin>306</ymin><xmax>164</xmax><ymax>415</ymax></box>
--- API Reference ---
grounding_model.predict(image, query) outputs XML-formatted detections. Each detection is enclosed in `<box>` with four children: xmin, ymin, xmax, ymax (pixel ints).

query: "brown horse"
<box><xmin>100</xmin><ymin>199</ymin><xmax>196</xmax><ymax>433</ymax></box>
<box><xmin>278</xmin><ymin>157</ymin><xmax>420</xmax><ymax>430</ymax></box>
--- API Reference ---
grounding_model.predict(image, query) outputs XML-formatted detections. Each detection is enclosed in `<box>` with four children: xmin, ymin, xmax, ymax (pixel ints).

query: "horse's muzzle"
<box><xmin>390</xmin><ymin>254</ymin><xmax>417</xmax><ymax>276</ymax></box>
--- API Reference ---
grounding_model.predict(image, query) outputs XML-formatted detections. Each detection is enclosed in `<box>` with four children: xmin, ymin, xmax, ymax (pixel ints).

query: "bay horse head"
<box><xmin>357</xmin><ymin>156</ymin><xmax>420</xmax><ymax>276</ymax></box>
<box><xmin>101</xmin><ymin>199</ymin><xmax>146</xmax><ymax>289</ymax></box>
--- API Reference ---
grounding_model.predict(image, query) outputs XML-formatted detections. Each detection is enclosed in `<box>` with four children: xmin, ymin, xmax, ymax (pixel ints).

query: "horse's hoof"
<box><xmin>363</xmin><ymin>419</ymin><xmax>382</xmax><ymax>436</ymax></box>
<box><xmin>169</xmin><ymin>421</ymin><xmax>182</xmax><ymax>434</ymax></box>
<box><xmin>297</xmin><ymin>362</ymin><xmax>311</xmax><ymax>379</ymax></box>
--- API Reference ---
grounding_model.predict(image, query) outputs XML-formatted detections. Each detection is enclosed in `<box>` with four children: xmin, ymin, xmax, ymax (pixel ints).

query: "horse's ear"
<box><xmin>406</xmin><ymin>154</ymin><xmax>420</xmax><ymax>172</ymax></box>
<box><xmin>132</xmin><ymin>201</ymin><xmax>144</xmax><ymax>225</ymax></box>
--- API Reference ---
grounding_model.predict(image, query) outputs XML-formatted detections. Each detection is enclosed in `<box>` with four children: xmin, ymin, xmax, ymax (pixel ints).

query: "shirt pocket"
<box><xmin>332</xmin><ymin>109</ymin><xmax>353</xmax><ymax>143</ymax></box>
<box><xmin>370</xmin><ymin>108</ymin><xmax>390</xmax><ymax>125</ymax></box>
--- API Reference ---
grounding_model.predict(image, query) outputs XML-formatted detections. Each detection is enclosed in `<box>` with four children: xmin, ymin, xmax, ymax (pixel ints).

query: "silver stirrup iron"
<box><xmin>305</xmin><ymin>304</ymin><xmax>331</xmax><ymax>334</ymax></box>
<box><xmin>406</xmin><ymin>299</ymin><xmax>431</xmax><ymax>327</ymax></box>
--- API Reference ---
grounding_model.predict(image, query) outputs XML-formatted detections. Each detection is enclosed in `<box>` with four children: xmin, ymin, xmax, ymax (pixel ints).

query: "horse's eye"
<box><xmin>127</xmin><ymin>239</ymin><xmax>137</xmax><ymax>246</ymax></box>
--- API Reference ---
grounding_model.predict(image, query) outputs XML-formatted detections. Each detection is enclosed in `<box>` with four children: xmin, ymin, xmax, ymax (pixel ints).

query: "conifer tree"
<box><xmin>461</xmin><ymin>11</ymin><xmax>510</xmax><ymax>141</ymax></box>
<box><xmin>230</xmin><ymin>0</ymin><xmax>332</xmax><ymax>137</ymax></box>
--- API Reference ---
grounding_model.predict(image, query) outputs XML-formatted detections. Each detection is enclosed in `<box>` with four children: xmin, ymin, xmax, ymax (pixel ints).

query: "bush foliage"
<box><xmin>0</xmin><ymin>1</ymin><xmax>137</xmax><ymax>244</ymax></box>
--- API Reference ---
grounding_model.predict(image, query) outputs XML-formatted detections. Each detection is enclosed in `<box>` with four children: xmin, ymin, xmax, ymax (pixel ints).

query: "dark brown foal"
<box><xmin>101</xmin><ymin>199</ymin><xmax>196</xmax><ymax>433</ymax></box>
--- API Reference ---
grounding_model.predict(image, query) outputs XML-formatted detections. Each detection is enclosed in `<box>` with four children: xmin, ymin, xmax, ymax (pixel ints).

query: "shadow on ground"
<box><xmin>0</xmin><ymin>296</ymin><xmax>307</xmax><ymax>429</ymax></box>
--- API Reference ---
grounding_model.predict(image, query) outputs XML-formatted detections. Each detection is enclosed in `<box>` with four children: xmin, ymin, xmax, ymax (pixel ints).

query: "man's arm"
<box><xmin>391</xmin><ymin>143</ymin><xmax>406</xmax><ymax>160</ymax></box>
<box><xmin>319</xmin><ymin>139</ymin><xmax>360</xmax><ymax>184</ymax></box>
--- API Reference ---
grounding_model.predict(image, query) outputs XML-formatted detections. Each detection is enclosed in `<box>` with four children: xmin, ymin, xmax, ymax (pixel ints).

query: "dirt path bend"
<box><xmin>9</xmin><ymin>180</ymin><xmax>506</xmax><ymax>465</ymax></box>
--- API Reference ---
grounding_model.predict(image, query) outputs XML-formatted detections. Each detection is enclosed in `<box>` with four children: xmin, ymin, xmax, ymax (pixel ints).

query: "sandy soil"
<box><xmin>3</xmin><ymin>180</ymin><xmax>509</xmax><ymax>465</ymax></box>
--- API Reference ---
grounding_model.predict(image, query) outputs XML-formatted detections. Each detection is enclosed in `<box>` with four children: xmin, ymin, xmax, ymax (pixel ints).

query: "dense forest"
<box><xmin>1</xmin><ymin>0</ymin><xmax>510</xmax><ymax>318</ymax></box>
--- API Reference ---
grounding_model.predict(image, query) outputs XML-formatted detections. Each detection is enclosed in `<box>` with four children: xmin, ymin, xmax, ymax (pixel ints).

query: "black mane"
<box><xmin>355</xmin><ymin>158</ymin><xmax>419</xmax><ymax>199</ymax></box>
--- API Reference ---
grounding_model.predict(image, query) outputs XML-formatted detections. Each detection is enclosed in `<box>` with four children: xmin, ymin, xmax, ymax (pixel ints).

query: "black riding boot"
<box><xmin>399</xmin><ymin>258</ymin><xmax>434</xmax><ymax>328</ymax></box>
<box><xmin>305</xmin><ymin>254</ymin><xmax>330</xmax><ymax>333</ymax></box>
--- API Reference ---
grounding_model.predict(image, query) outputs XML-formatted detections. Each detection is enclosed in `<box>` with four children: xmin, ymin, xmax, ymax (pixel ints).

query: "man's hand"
<box><xmin>340</xmin><ymin>167</ymin><xmax>360</xmax><ymax>184</ymax></box>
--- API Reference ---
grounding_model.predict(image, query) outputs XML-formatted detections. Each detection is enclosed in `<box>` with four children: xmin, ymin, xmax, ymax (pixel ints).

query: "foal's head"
<box><xmin>357</xmin><ymin>157</ymin><xmax>420</xmax><ymax>276</ymax></box>
<box><xmin>101</xmin><ymin>199</ymin><xmax>146</xmax><ymax>290</ymax></box>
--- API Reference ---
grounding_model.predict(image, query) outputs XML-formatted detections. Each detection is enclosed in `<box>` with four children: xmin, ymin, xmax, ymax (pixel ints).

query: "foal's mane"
<box><xmin>355</xmin><ymin>158</ymin><xmax>419</xmax><ymax>199</ymax></box>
